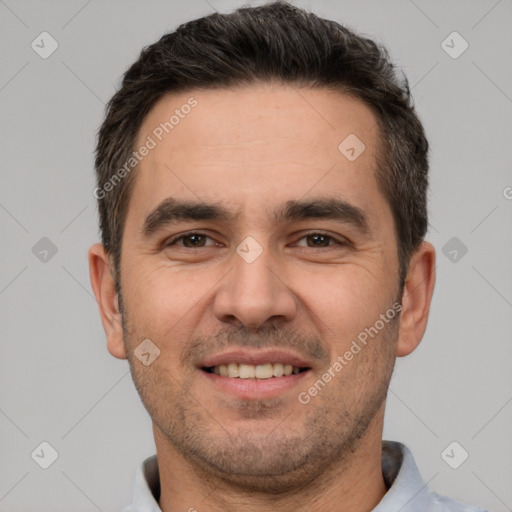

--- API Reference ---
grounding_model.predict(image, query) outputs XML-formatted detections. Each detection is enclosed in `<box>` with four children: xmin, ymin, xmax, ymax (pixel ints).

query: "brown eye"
<box><xmin>295</xmin><ymin>232</ymin><xmax>347</xmax><ymax>248</ymax></box>
<box><xmin>182</xmin><ymin>234</ymin><xmax>206</xmax><ymax>247</ymax></box>
<box><xmin>166</xmin><ymin>232</ymin><xmax>215</xmax><ymax>248</ymax></box>
<box><xmin>306</xmin><ymin>234</ymin><xmax>332</xmax><ymax>247</ymax></box>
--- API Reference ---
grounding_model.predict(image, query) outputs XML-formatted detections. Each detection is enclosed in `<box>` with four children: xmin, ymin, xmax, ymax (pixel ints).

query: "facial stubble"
<box><xmin>120</xmin><ymin>294</ymin><xmax>399</xmax><ymax>493</ymax></box>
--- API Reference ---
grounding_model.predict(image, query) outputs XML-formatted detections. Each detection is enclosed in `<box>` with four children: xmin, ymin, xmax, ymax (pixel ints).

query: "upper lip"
<box><xmin>198</xmin><ymin>348</ymin><xmax>313</xmax><ymax>369</ymax></box>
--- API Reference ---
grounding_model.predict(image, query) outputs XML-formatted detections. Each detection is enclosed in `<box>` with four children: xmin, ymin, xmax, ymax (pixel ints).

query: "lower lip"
<box><xmin>200</xmin><ymin>369</ymin><xmax>310</xmax><ymax>400</ymax></box>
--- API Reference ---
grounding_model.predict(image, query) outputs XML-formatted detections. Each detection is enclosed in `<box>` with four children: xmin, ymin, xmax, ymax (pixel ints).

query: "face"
<box><xmin>97</xmin><ymin>83</ymin><xmax>412</xmax><ymax>491</ymax></box>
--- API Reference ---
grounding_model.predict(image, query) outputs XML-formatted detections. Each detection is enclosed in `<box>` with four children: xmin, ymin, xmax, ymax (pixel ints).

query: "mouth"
<box><xmin>202</xmin><ymin>363</ymin><xmax>311</xmax><ymax>379</ymax></box>
<box><xmin>197</xmin><ymin>349</ymin><xmax>314</xmax><ymax>399</ymax></box>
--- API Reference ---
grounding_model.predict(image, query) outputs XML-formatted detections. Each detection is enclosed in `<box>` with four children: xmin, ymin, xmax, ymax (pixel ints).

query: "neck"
<box><xmin>154</xmin><ymin>416</ymin><xmax>387</xmax><ymax>512</ymax></box>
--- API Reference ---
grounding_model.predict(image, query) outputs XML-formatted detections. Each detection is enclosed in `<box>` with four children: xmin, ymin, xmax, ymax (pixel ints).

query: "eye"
<box><xmin>164</xmin><ymin>231</ymin><xmax>349</xmax><ymax>249</ymax></box>
<box><xmin>294</xmin><ymin>232</ymin><xmax>348</xmax><ymax>248</ymax></box>
<box><xmin>166</xmin><ymin>232</ymin><xmax>217</xmax><ymax>248</ymax></box>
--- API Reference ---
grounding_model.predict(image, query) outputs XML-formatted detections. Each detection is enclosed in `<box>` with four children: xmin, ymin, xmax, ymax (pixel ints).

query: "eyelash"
<box><xmin>165</xmin><ymin>231</ymin><xmax>349</xmax><ymax>249</ymax></box>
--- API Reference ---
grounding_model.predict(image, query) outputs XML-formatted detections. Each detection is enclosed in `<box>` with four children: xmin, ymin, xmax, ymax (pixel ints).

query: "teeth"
<box><xmin>239</xmin><ymin>364</ymin><xmax>255</xmax><ymax>379</ymax></box>
<box><xmin>255</xmin><ymin>363</ymin><xmax>273</xmax><ymax>379</ymax></box>
<box><xmin>209</xmin><ymin>362</ymin><xmax>306</xmax><ymax>379</ymax></box>
<box><xmin>273</xmin><ymin>363</ymin><xmax>284</xmax><ymax>377</ymax></box>
<box><xmin>227</xmin><ymin>363</ymin><xmax>239</xmax><ymax>378</ymax></box>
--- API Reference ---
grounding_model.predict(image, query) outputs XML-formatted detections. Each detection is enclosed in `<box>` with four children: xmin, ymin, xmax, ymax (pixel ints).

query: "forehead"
<box><xmin>130</xmin><ymin>83</ymin><xmax>386</xmax><ymax>228</ymax></box>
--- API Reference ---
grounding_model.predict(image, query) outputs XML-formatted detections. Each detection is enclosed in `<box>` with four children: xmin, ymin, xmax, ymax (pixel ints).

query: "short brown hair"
<box><xmin>94</xmin><ymin>0</ymin><xmax>429</xmax><ymax>293</ymax></box>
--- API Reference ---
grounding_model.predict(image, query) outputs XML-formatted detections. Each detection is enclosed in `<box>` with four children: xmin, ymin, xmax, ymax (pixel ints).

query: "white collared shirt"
<box><xmin>122</xmin><ymin>441</ymin><xmax>487</xmax><ymax>512</ymax></box>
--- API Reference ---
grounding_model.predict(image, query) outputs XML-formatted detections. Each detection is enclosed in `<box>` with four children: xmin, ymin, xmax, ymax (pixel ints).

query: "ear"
<box><xmin>395</xmin><ymin>241</ymin><xmax>436</xmax><ymax>357</ymax></box>
<box><xmin>88</xmin><ymin>243</ymin><xmax>127</xmax><ymax>359</ymax></box>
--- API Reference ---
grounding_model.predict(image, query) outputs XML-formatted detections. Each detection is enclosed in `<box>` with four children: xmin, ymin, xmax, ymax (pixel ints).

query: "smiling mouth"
<box><xmin>202</xmin><ymin>363</ymin><xmax>311</xmax><ymax>379</ymax></box>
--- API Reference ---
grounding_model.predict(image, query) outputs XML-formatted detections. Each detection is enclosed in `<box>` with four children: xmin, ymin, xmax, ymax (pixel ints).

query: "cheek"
<box><xmin>122</xmin><ymin>262</ymin><xmax>217</xmax><ymax>338</ymax></box>
<box><xmin>297</xmin><ymin>265</ymin><xmax>391</xmax><ymax>344</ymax></box>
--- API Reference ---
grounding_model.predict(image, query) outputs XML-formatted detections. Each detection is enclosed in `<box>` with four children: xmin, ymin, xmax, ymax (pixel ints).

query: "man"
<box><xmin>88</xmin><ymin>2</ymin><xmax>486</xmax><ymax>510</ymax></box>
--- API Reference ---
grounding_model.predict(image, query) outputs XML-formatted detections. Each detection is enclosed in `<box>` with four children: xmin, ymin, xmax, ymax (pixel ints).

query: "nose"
<box><xmin>213</xmin><ymin>239</ymin><xmax>297</xmax><ymax>329</ymax></box>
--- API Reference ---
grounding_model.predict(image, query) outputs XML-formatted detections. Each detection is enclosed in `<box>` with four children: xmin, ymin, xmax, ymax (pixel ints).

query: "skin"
<box><xmin>89</xmin><ymin>82</ymin><xmax>435</xmax><ymax>512</ymax></box>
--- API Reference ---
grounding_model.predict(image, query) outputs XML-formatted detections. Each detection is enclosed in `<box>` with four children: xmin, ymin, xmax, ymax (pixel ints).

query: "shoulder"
<box><xmin>431</xmin><ymin>492</ymin><xmax>489</xmax><ymax>512</ymax></box>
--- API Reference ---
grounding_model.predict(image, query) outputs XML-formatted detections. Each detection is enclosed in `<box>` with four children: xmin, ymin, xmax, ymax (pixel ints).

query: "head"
<box><xmin>89</xmin><ymin>0</ymin><xmax>435</xmax><ymax>493</ymax></box>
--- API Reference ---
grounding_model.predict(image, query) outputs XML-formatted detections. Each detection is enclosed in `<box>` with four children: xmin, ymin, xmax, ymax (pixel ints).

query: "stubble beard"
<box><xmin>120</xmin><ymin>299</ymin><xmax>399</xmax><ymax>493</ymax></box>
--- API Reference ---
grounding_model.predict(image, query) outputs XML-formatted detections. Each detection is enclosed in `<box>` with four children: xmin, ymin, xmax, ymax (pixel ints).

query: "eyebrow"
<box><xmin>141</xmin><ymin>196</ymin><xmax>370</xmax><ymax>237</ymax></box>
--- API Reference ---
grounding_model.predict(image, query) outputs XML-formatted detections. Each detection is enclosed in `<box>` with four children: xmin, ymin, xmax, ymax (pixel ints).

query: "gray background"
<box><xmin>1</xmin><ymin>0</ymin><xmax>511</xmax><ymax>510</ymax></box>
